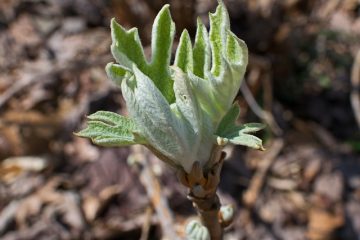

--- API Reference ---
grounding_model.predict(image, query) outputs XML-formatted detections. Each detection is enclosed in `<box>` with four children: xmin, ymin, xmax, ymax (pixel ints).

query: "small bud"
<box><xmin>216</xmin><ymin>136</ymin><xmax>229</xmax><ymax>146</ymax></box>
<box><xmin>220</xmin><ymin>204</ymin><xmax>234</xmax><ymax>227</ymax></box>
<box><xmin>185</xmin><ymin>220</ymin><xmax>210</xmax><ymax>240</ymax></box>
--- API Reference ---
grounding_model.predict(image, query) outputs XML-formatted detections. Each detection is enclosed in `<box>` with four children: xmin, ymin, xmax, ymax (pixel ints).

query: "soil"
<box><xmin>0</xmin><ymin>0</ymin><xmax>359</xmax><ymax>239</ymax></box>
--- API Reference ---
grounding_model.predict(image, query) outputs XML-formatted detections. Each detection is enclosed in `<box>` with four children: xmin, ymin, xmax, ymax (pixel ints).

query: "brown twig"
<box><xmin>243</xmin><ymin>139</ymin><xmax>284</xmax><ymax>207</ymax></box>
<box><xmin>140</xmin><ymin>207</ymin><xmax>154</xmax><ymax>240</ymax></box>
<box><xmin>131</xmin><ymin>146</ymin><xmax>180</xmax><ymax>240</ymax></box>
<box><xmin>351</xmin><ymin>50</ymin><xmax>360</xmax><ymax>129</ymax></box>
<box><xmin>178</xmin><ymin>151</ymin><xmax>227</xmax><ymax>240</ymax></box>
<box><xmin>0</xmin><ymin>200</ymin><xmax>20</xmax><ymax>235</ymax></box>
<box><xmin>240</xmin><ymin>79</ymin><xmax>283</xmax><ymax>136</ymax></box>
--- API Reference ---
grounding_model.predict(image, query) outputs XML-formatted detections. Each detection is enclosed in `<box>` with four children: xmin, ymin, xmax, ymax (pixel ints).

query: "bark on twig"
<box><xmin>189</xmin><ymin>193</ymin><xmax>222</xmax><ymax>240</ymax></box>
<box><xmin>140</xmin><ymin>207</ymin><xmax>153</xmax><ymax>240</ymax></box>
<box><xmin>178</xmin><ymin>151</ymin><xmax>227</xmax><ymax>240</ymax></box>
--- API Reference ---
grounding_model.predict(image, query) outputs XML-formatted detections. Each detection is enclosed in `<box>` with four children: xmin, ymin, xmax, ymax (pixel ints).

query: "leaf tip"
<box><xmin>73</xmin><ymin>131</ymin><xmax>81</xmax><ymax>137</ymax></box>
<box><xmin>105</xmin><ymin>62</ymin><xmax>113</xmax><ymax>72</ymax></box>
<box><xmin>110</xmin><ymin>17</ymin><xmax>116</xmax><ymax>26</ymax></box>
<box><xmin>110</xmin><ymin>17</ymin><xmax>120</xmax><ymax>32</ymax></box>
<box><xmin>73</xmin><ymin>129</ymin><xmax>89</xmax><ymax>138</ymax></box>
<box><xmin>156</xmin><ymin>4</ymin><xmax>172</xmax><ymax>20</ymax></box>
<box><xmin>196</xmin><ymin>17</ymin><xmax>203</xmax><ymax>26</ymax></box>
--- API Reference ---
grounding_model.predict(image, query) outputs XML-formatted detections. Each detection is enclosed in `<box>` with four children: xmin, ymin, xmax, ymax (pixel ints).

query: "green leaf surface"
<box><xmin>226</xmin><ymin>31</ymin><xmax>242</xmax><ymax>63</ymax></box>
<box><xmin>239</xmin><ymin>123</ymin><xmax>266</xmax><ymax>134</ymax></box>
<box><xmin>110</xmin><ymin>5</ymin><xmax>175</xmax><ymax>103</ymax></box>
<box><xmin>216</xmin><ymin>102</ymin><xmax>265</xmax><ymax>150</ymax></box>
<box><xmin>205</xmin><ymin>58</ymin><xmax>234</xmax><ymax>115</ymax></box>
<box><xmin>172</xmin><ymin>67</ymin><xmax>200</xmax><ymax>134</ymax></box>
<box><xmin>111</xmin><ymin>19</ymin><xmax>147</xmax><ymax>70</ymax></box>
<box><xmin>187</xmin><ymin>72</ymin><xmax>222</xmax><ymax>124</ymax></box>
<box><xmin>105</xmin><ymin>63</ymin><xmax>130</xmax><ymax>86</ymax></box>
<box><xmin>216</xmin><ymin>102</ymin><xmax>240</xmax><ymax>135</ymax></box>
<box><xmin>209</xmin><ymin>0</ymin><xmax>229</xmax><ymax>77</ymax></box>
<box><xmin>226</xmin><ymin>31</ymin><xmax>248</xmax><ymax>78</ymax></box>
<box><xmin>174</xmin><ymin>30</ymin><xmax>193</xmax><ymax>72</ymax></box>
<box><xmin>95</xmin><ymin>0</ymin><xmax>263</xmax><ymax>173</ymax></box>
<box><xmin>193</xmin><ymin>19</ymin><xmax>210</xmax><ymax>78</ymax></box>
<box><xmin>121</xmin><ymin>65</ymin><xmax>188</xmax><ymax>163</ymax></box>
<box><xmin>229</xmin><ymin>134</ymin><xmax>264</xmax><ymax>150</ymax></box>
<box><xmin>76</xmin><ymin>111</ymin><xmax>141</xmax><ymax>147</ymax></box>
<box><xmin>187</xmin><ymin>2</ymin><xmax>249</xmax><ymax>128</ymax></box>
<box><xmin>148</xmin><ymin>4</ymin><xmax>175</xmax><ymax>102</ymax></box>
<box><xmin>216</xmin><ymin>122</ymin><xmax>265</xmax><ymax>150</ymax></box>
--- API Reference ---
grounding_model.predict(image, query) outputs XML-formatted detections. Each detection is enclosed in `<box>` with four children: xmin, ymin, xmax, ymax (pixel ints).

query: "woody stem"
<box><xmin>189</xmin><ymin>189</ymin><xmax>223</xmax><ymax>240</ymax></box>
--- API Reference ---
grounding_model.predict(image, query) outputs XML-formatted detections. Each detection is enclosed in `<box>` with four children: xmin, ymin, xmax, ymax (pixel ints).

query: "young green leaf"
<box><xmin>217</xmin><ymin>122</ymin><xmax>265</xmax><ymax>150</ymax></box>
<box><xmin>239</xmin><ymin>123</ymin><xmax>266</xmax><ymax>133</ymax></box>
<box><xmin>226</xmin><ymin>31</ymin><xmax>242</xmax><ymax>64</ymax></box>
<box><xmin>148</xmin><ymin>4</ymin><xmax>176</xmax><ymax>103</ymax></box>
<box><xmin>172</xmin><ymin>67</ymin><xmax>200</xmax><ymax>133</ymax></box>
<box><xmin>110</xmin><ymin>5</ymin><xmax>176</xmax><ymax>103</ymax></box>
<box><xmin>193</xmin><ymin>19</ymin><xmax>210</xmax><ymax>79</ymax></box>
<box><xmin>174</xmin><ymin>30</ymin><xmax>193</xmax><ymax>73</ymax></box>
<box><xmin>216</xmin><ymin>101</ymin><xmax>265</xmax><ymax>150</ymax></box>
<box><xmin>228</xmin><ymin>133</ymin><xmax>264</xmax><ymax>150</ymax></box>
<box><xmin>216</xmin><ymin>102</ymin><xmax>240</xmax><ymax>135</ymax></box>
<box><xmin>209</xmin><ymin>0</ymin><xmax>229</xmax><ymax>77</ymax></box>
<box><xmin>205</xmin><ymin>58</ymin><xmax>235</xmax><ymax>114</ymax></box>
<box><xmin>111</xmin><ymin>19</ymin><xmax>147</xmax><ymax>70</ymax></box>
<box><xmin>121</xmin><ymin>65</ymin><xmax>190</xmax><ymax>167</ymax></box>
<box><xmin>105</xmin><ymin>63</ymin><xmax>131</xmax><ymax>86</ymax></box>
<box><xmin>226</xmin><ymin>31</ymin><xmax>248</xmax><ymax>78</ymax></box>
<box><xmin>78</xmin><ymin>0</ymin><xmax>264</xmax><ymax>174</ymax></box>
<box><xmin>75</xmin><ymin>111</ymin><xmax>141</xmax><ymax>147</ymax></box>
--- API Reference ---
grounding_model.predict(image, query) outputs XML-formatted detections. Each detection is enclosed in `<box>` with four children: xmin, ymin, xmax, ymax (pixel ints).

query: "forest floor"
<box><xmin>0</xmin><ymin>0</ymin><xmax>360</xmax><ymax>239</ymax></box>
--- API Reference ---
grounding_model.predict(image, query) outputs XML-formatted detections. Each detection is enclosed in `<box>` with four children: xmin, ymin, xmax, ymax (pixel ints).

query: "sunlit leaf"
<box><xmin>174</xmin><ymin>30</ymin><xmax>193</xmax><ymax>72</ymax></box>
<box><xmin>75</xmin><ymin>111</ymin><xmax>142</xmax><ymax>147</ymax></box>
<box><xmin>77</xmin><ymin>0</ymin><xmax>263</xmax><ymax>173</ymax></box>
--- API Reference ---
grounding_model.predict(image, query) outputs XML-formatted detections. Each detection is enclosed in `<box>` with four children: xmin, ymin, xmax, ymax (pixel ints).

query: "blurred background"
<box><xmin>0</xmin><ymin>0</ymin><xmax>360</xmax><ymax>239</ymax></box>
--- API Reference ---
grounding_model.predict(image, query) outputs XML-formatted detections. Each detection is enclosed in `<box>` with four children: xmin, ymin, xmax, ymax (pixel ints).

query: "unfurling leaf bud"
<box><xmin>77</xmin><ymin>0</ymin><xmax>264</xmax><ymax>173</ymax></box>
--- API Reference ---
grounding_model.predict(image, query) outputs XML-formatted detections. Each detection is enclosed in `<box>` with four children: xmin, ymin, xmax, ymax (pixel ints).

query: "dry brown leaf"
<box><xmin>82</xmin><ymin>185</ymin><xmax>124</xmax><ymax>222</ymax></box>
<box><xmin>0</xmin><ymin>156</ymin><xmax>48</xmax><ymax>183</ymax></box>
<box><xmin>64</xmin><ymin>137</ymin><xmax>99</xmax><ymax>163</ymax></box>
<box><xmin>303</xmin><ymin>158</ymin><xmax>322</xmax><ymax>184</ymax></box>
<box><xmin>9</xmin><ymin>14</ymin><xmax>41</xmax><ymax>47</ymax></box>
<box><xmin>314</xmin><ymin>172</ymin><xmax>343</xmax><ymax>203</ymax></box>
<box><xmin>307</xmin><ymin>206</ymin><xmax>344</xmax><ymax>240</ymax></box>
<box><xmin>13</xmin><ymin>177</ymin><xmax>85</xmax><ymax>232</ymax></box>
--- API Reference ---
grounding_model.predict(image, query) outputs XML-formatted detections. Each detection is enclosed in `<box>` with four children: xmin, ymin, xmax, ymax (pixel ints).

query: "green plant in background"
<box><xmin>76</xmin><ymin>0</ymin><xmax>264</xmax><ymax>239</ymax></box>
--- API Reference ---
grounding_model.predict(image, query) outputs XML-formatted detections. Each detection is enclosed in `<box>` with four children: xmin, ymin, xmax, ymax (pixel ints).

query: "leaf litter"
<box><xmin>0</xmin><ymin>0</ymin><xmax>359</xmax><ymax>239</ymax></box>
